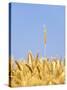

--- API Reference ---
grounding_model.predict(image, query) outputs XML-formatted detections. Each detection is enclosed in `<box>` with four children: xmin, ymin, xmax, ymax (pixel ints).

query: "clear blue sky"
<box><xmin>11</xmin><ymin>3</ymin><xmax>65</xmax><ymax>59</ymax></box>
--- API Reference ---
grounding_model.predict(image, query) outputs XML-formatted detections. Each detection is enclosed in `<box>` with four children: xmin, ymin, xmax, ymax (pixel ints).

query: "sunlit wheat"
<box><xmin>9</xmin><ymin>54</ymin><xmax>65</xmax><ymax>87</ymax></box>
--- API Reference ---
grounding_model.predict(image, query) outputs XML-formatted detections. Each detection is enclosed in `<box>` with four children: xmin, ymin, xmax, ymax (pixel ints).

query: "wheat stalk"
<box><xmin>43</xmin><ymin>25</ymin><xmax>47</xmax><ymax>57</ymax></box>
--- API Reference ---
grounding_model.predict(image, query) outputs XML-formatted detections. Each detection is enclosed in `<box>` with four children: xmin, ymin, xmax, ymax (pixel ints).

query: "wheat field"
<box><xmin>9</xmin><ymin>52</ymin><xmax>65</xmax><ymax>87</ymax></box>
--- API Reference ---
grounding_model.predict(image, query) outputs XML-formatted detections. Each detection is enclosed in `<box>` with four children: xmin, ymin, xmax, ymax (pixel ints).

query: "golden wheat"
<box><xmin>9</xmin><ymin>53</ymin><xmax>65</xmax><ymax>87</ymax></box>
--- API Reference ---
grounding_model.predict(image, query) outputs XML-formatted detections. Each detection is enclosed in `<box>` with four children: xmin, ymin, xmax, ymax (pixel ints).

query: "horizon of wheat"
<box><xmin>9</xmin><ymin>52</ymin><xmax>65</xmax><ymax>87</ymax></box>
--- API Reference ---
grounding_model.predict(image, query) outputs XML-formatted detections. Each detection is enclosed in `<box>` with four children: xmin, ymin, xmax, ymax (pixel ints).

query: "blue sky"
<box><xmin>11</xmin><ymin>3</ymin><xmax>65</xmax><ymax>59</ymax></box>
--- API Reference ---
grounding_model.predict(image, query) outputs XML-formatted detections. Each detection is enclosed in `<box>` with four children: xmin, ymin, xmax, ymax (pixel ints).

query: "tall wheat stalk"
<box><xmin>43</xmin><ymin>25</ymin><xmax>47</xmax><ymax>57</ymax></box>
